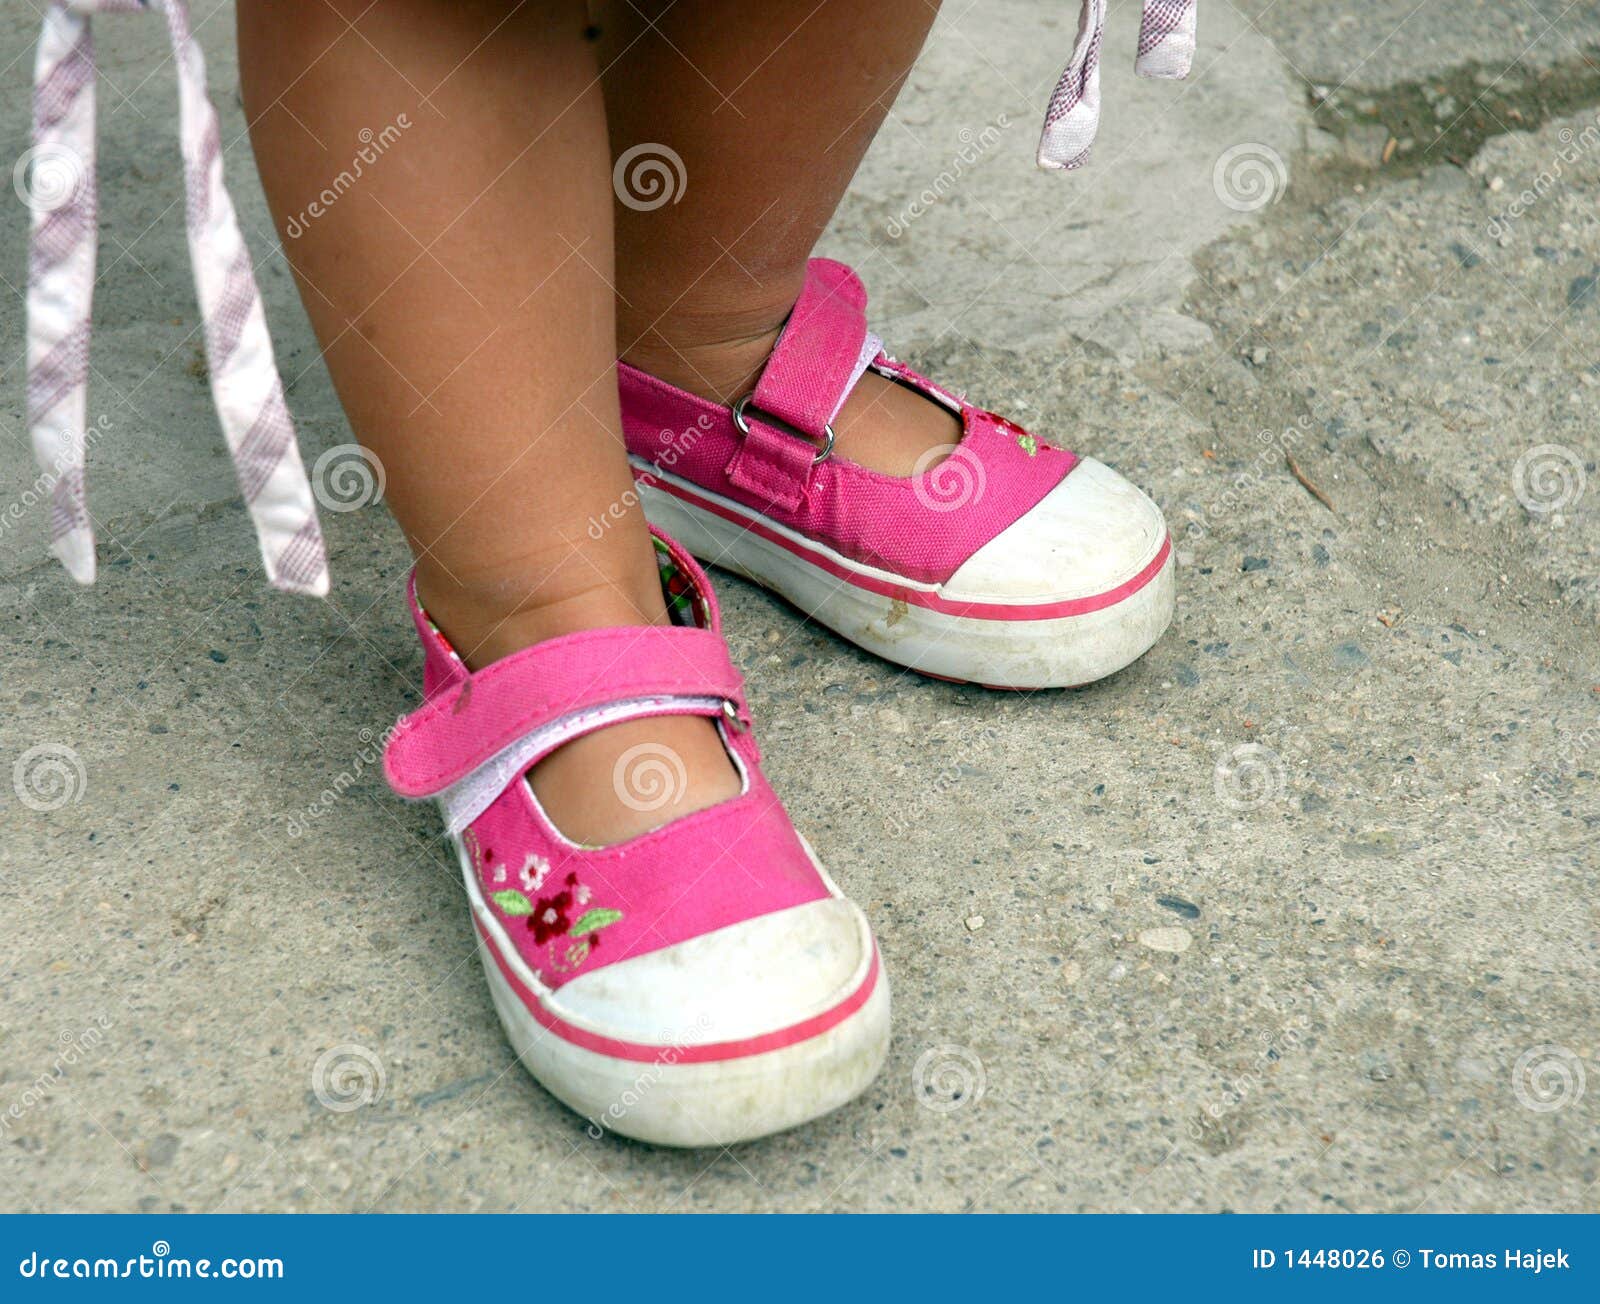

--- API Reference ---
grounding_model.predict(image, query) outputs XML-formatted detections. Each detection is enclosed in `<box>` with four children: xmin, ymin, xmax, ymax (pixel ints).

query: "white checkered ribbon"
<box><xmin>1038</xmin><ymin>0</ymin><xmax>1197</xmax><ymax>171</ymax></box>
<box><xmin>26</xmin><ymin>0</ymin><xmax>329</xmax><ymax>595</ymax></box>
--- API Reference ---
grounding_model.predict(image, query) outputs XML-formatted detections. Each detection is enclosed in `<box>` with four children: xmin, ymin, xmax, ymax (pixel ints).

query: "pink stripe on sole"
<box><xmin>475</xmin><ymin>912</ymin><xmax>882</xmax><ymax>1066</ymax></box>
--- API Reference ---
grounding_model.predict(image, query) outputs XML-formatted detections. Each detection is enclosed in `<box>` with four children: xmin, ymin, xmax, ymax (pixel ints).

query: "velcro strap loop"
<box><xmin>384</xmin><ymin>625</ymin><xmax>746</xmax><ymax>801</ymax></box>
<box><xmin>724</xmin><ymin>413</ymin><xmax>822</xmax><ymax>511</ymax></box>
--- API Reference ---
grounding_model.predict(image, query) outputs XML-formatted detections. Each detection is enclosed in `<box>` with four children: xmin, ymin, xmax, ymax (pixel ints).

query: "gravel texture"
<box><xmin>0</xmin><ymin>1</ymin><xmax>1594</xmax><ymax>1213</ymax></box>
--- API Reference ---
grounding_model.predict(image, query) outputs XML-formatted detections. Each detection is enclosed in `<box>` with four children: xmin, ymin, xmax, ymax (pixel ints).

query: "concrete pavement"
<box><xmin>0</xmin><ymin>1</ymin><xmax>1595</xmax><ymax>1213</ymax></box>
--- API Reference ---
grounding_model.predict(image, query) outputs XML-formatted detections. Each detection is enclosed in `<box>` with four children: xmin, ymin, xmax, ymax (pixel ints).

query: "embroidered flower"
<box><xmin>519</xmin><ymin>853</ymin><xmax>550</xmax><ymax>893</ymax></box>
<box><xmin>530</xmin><ymin>888</ymin><xmax>574</xmax><ymax>944</ymax></box>
<box><xmin>489</xmin><ymin>870</ymin><xmax>625</xmax><ymax>970</ymax></box>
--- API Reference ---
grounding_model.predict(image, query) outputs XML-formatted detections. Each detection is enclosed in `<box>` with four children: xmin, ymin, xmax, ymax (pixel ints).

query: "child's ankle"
<box><xmin>621</xmin><ymin>323</ymin><xmax>782</xmax><ymax>408</ymax></box>
<box><xmin>415</xmin><ymin>567</ymin><xmax>665</xmax><ymax>672</ymax></box>
<box><xmin>416</xmin><ymin>531</ymin><xmax>672</xmax><ymax>672</ymax></box>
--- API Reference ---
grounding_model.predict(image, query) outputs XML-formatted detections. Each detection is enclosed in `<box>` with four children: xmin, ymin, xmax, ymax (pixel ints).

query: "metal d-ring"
<box><xmin>731</xmin><ymin>393</ymin><xmax>835</xmax><ymax>465</ymax></box>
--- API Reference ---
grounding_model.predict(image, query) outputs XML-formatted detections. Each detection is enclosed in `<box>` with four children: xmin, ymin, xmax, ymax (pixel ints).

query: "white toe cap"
<box><xmin>550</xmin><ymin>898</ymin><xmax>874</xmax><ymax>1046</ymax></box>
<box><xmin>942</xmin><ymin>457</ymin><xmax>1167</xmax><ymax>603</ymax></box>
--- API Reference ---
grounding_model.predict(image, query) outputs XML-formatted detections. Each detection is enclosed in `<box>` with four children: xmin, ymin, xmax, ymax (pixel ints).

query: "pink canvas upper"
<box><xmin>618</xmin><ymin>258</ymin><xmax>1079</xmax><ymax>586</ymax></box>
<box><xmin>383</xmin><ymin>530</ymin><xmax>830</xmax><ymax>992</ymax></box>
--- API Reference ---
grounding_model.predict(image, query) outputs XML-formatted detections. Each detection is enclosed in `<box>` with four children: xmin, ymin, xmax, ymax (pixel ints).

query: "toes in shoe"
<box><xmin>384</xmin><ymin>531</ymin><xmax>889</xmax><ymax>1146</ymax></box>
<box><xmin>619</xmin><ymin>258</ymin><xmax>1174</xmax><ymax>689</ymax></box>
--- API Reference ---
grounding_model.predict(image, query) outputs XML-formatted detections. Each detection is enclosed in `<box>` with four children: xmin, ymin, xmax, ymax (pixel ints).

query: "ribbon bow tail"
<box><xmin>161</xmin><ymin>0</ymin><xmax>328</xmax><ymax>595</ymax></box>
<box><xmin>1038</xmin><ymin>1</ymin><xmax>1197</xmax><ymax>172</ymax></box>
<box><xmin>1038</xmin><ymin>0</ymin><xmax>1105</xmax><ymax>172</ymax></box>
<box><xmin>26</xmin><ymin>4</ymin><xmax>99</xmax><ymax>583</ymax></box>
<box><xmin>1136</xmin><ymin>0</ymin><xmax>1198</xmax><ymax>80</ymax></box>
<box><xmin>23</xmin><ymin>0</ymin><xmax>329</xmax><ymax>597</ymax></box>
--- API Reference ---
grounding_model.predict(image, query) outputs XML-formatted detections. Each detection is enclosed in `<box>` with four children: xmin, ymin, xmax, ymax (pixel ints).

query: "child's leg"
<box><xmin>238</xmin><ymin>0</ymin><xmax>737</xmax><ymax>843</ymax></box>
<box><xmin>596</xmin><ymin>0</ymin><xmax>960</xmax><ymax>475</ymax></box>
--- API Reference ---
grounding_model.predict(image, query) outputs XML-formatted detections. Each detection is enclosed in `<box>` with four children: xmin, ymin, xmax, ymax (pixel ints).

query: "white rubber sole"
<box><xmin>634</xmin><ymin>463</ymin><xmax>1176</xmax><ymax>689</ymax></box>
<box><xmin>459</xmin><ymin>836</ymin><xmax>890</xmax><ymax>1148</ymax></box>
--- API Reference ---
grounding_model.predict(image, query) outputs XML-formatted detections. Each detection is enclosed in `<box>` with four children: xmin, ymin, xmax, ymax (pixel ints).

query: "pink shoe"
<box><xmin>619</xmin><ymin>259</ymin><xmax>1175</xmax><ymax>689</ymax></box>
<box><xmin>383</xmin><ymin>531</ymin><xmax>888</xmax><ymax>1146</ymax></box>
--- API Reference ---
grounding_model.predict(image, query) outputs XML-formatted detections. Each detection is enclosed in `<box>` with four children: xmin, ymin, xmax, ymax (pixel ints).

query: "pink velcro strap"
<box><xmin>725</xmin><ymin>259</ymin><xmax>871</xmax><ymax>511</ymax></box>
<box><xmin>752</xmin><ymin>259</ymin><xmax>869</xmax><ymax>436</ymax></box>
<box><xmin>384</xmin><ymin>625</ymin><xmax>746</xmax><ymax>799</ymax></box>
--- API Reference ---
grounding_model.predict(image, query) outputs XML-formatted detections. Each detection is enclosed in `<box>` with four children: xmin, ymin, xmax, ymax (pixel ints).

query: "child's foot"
<box><xmin>618</xmin><ymin>259</ymin><xmax>1175</xmax><ymax>690</ymax></box>
<box><xmin>387</xmin><ymin>531</ymin><xmax>890</xmax><ymax>1146</ymax></box>
<box><xmin>414</xmin><ymin>567</ymin><xmax>740</xmax><ymax>848</ymax></box>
